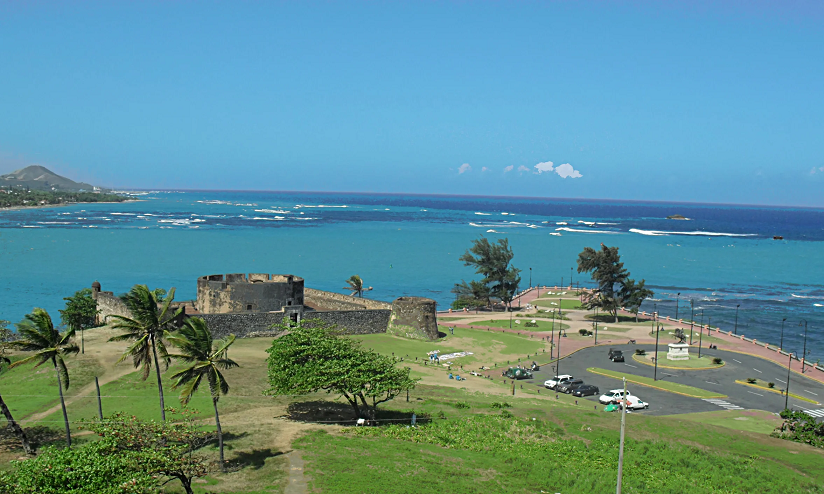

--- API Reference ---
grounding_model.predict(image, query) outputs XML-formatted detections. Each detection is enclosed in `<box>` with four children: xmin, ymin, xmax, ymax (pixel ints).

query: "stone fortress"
<box><xmin>92</xmin><ymin>273</ymin><xmax>440</xmax><ymax>340</ymax></box>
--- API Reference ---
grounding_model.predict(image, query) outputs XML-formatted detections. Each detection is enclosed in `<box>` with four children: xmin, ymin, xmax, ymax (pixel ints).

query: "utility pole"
<box><xmin>689</xmin><ymin>299</ymin><xmax>694</xmax><ymax>344</ymax></box>
<box><xmin>698</xmin><ymin>310</ymin><xmax>704</xmax><ymax>358</ymax></box>
<box><xmin>785</xmin><ymin>352</ymin><xmax>792</xmax><ymax>410</ymax></box>
<box><xmin>616</xmin><ymin>377</ymin><xmax>628</xmax><ymax>494</ymax></box>
<box><xmin>675</xmin><ymin>292</ymin><xmax>680</xmax><ymax>320</ymax></box>
<box><xmin>570</xmin><ymin>267</ymin><xmax>573</xmax><ymax>289</ymax></box>
<box><xmin>800</xmin><ymin>320</ymin><xmax>808</xmax><ymax>373</ymax></box>
<box><xmin>779</xmin><ymin>318</ymin><xmax>787</xmax><ymax>350</ymax></box>
<box><xmin>734</xmin><ymin>304</ymin><xmax>740</xmax><ymax>334</ymax></box>
<box><xmin>550</xmin><ymin>312</ymin><xmax>555</xmax><ymax>360</ymax></box>
<box><xmin>556</xmin><ymin>312</ymin><xmax>562</xmax><ymax>377</ymax></box>
<box><xmin>654</xmin><ymin>322</ymin><xmax>661</xmax><ymax>381</ymax></box>
<box><xmin>595</xmin><ymin>306</ymin><xmax>599</xmax><ymax>344</ymax></box>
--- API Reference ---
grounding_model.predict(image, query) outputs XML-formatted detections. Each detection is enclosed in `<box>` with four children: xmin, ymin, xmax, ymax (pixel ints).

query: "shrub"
<box><xmin>712</xmin><ymin>357</ymin><xmax>723</xmax><ymax>365</ymax></box>
<box><xmin>453</xmin><ymin>402</ymin><xmax>470</xmax><ymax>409</ymax></box>
<box><xmin>768</xmin><ymin>382</ymin><xmax>775</xmax><ymax>388</ymax></box>
<box><xmin>436</xmin><ymin>411</ymin><xmax>447</xmax><ymax>419</ymax></box>
<box><xmin>500</xmin><ymin>410</ymin><xmax>513</xmax><ymax>418</ymax></box>
<box><xmin>578</xmin><ymin>329</ymin><xmax>592</xmax><ymax>336</ymax></box>
<box><xmin>747</xmin><ymin>377</ymin><xmax>757</xmax><ymax>384</ymax></box>
<box><xmin>525</xmin><ymin>321</ymin><xmax>538</xmax><ymax>328</ymax></box>
<box><xmin>491</xmin><ymin>401</ymin><xmax>512</xmax><ymax>409</ymax></box>
<box><xmin>635</xmin><ymin>349</ymin><xmax>646</xmax><ymax>356</ymax></box>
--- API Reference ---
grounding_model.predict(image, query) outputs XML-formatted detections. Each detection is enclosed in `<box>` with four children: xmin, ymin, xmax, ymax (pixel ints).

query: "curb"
<box><xmin>586</xmin><ymin>367</ymin><xmax>727</xmax><ymax>399</ymax></box>
<box><xmin>734</xmin><ymin>380</ymin><xmax>820</xmax><ymax>405</ymax></box>
<box><xmin>630</xmin><ymin>353</ymin><xmax>725</xmax><ymax>371</ymax></box>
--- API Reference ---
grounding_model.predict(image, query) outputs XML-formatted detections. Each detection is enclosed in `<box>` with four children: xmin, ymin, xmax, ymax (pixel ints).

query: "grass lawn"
<box><xmin>676</xmin><ymin>409</ymin><xmax>784</xmax><ymax>435</ymax></box>
<box><xmin>585</xmin><ymin>313</ymin><xmax>640</xmax><ymax>324</ymax></box>
<box><xmin>468</xmin><ymin>319</ymin><xmax>569</xmax><ymax>332</ymax></box>
<box><xmin>632</xmin><ymin>352</ymin><xmax>723</xmax><ymax>369</ymax></box>
<box><xmin>533</xmin><ymin>298</ymin><xmax>583</xmax><ymax>310</ymax></box>
<box><xmin>587</xmin><ymin>367</ymin><xmax>726</xmax><ymax>399</ymax></box>
<box><xmin>435</xmin><ymin>316</ymin><xmax>469</xmax><ymax>321</ymax></box>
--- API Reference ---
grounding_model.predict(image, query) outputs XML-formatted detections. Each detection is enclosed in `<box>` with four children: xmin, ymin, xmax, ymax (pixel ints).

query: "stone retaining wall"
<box><xmin>200</xmin><ymin>309</ymin><xmax>391</xmax><ymax>340</ymax></box>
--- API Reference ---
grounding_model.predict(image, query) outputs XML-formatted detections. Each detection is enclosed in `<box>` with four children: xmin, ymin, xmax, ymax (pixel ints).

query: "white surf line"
<box><xmin>624</xmin><ymin>363</ymin><xmax>637</xmax><ymax>368</ymax></box>
<box><xmin>732</xmin><ymin>359</ymin><xmax>742</xmax><ymax>364</ymax></box>
<box><xmin>804</xmin><ymin>390</ymin><xmax>819</xmax><ymax>396</ymax></box>
<box><xmin>747</xmin><ymin>391</ymin><xmax>764</xmax><ymax>397</ymax></box>
<box><xmin>775</xmin><ymin>378</ymin><xmax>787</xmax><ymax>384</ymax></box>
<box><xmin>753</xmin><ymin>368</ymin><xmax>762</xmax><ymax>373</ymax></box>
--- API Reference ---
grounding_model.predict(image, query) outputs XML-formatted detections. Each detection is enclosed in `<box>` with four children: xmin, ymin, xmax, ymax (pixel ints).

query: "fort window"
<box><xmin>246</xmin><ymin>304</ymin><xmax>252</xmax><ymax>311</ymax></box>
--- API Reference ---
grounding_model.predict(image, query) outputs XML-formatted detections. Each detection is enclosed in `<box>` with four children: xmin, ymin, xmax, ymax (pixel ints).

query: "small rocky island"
<box><xmin>666</xmin><ymin>214</ymin><xmax>690</xmax><ymax>220</ymax></box>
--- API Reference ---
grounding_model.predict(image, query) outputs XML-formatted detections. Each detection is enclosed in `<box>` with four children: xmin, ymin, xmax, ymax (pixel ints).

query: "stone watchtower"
<box><xmin>386</xmin><ymin>297</ymin><xmax>438</xmax><ymax>340</ymax></box>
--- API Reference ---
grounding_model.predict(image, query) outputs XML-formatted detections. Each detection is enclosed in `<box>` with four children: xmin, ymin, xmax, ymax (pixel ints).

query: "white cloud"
<box><xmin>811</xmin><ymin>168</ymin><xmax>818</xmax><ymax>175</ymax></box>
<box><xmin>481</xmin><ymin>167</ymin><xmax>489</xmax><ymax>172</ymax></box>
<box><xmin>458</xmin><ymin>163</ymin><xmax>471</xmax><ymax>174</ymax></box>
<box><xmin>517</xmin><ymin>165</ymin><xmax>530</xmax><ymax>173</ymax></box>
<box><xmin>555</xmin><ymin>163</ymin><xmax>582</xmax><ymax>179</ymax></box>
<box><xmin>534</xmin><ymin>161</ymin><xmax>554</xmax><ymax>174</ymax></box>
<box><xmin>820</xmin><ymin>166</ymin><xmax>824</xmax><ymax>172</ymax></box>
<box><xmin>503</xmin><ymin>165</ymin><xmax>514</xmax><ymax>173</ymax></box>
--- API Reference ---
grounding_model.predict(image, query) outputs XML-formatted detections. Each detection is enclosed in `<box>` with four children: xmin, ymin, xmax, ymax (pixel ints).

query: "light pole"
<box><xmin>509</xmin><ymin>305</ymin><xmax>513</xmax><ymax>329</ymax></box>
<box><xmin>689</xmin><ymin>299</ymin><xmax>695</xmax><ymax>345</ymax></box>
<box><xmin>654</xmin><ymin>322</ymin><xmax>661</xmax><ymax>381</ymax></box>
<box><xmin>800</xmin><ymin>320</ymin><xmax>808</xmax><ymax>373</ymax></box>
<box><xmin>570</xmin><ymin>267</ymin><xmax>573</xmax><ymax>289</ymax></box>
<box><xmin>734</xmin><ymin>304</ymin><xmax>740</xmax><ymax>334</ymax></box>
<box><xmin>779</xmin><ymin>318</ymin><xmax>787</xmax><ymax>350</ymax></box>
<box><xmin>529</xmin><ymin>267</ymin><xmax>532</xmax><ymax>288</ymax></box>
<box><xmin>594</xmin><ymin>306</ymin><xmax>599</xmax><ymax>344</ymax></box>
<box><xmin>556</xmin><ymin>310</ymin><xmax>562</xmax><ymax>377</ymax></box>
<box><xmin>675</xmin><ymin>292</ymin><xmax>680</xmax><ymax>320</ymax></box>
<box><xmin>785</xmin><ymin>352</ymin><xmax>793</xmax><ymax>410</ymax></box>
<box><xmin>550</xmin><ymin>310</ymin><xmax>555</xmax><ymax>360</ymax></box>
<box><xmin>698</xmin><ymin>310</ymin><xmax>705</xmax><ymax>358</ymax></box>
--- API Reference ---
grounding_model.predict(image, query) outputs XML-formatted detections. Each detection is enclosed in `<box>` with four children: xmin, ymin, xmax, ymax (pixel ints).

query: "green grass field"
<box><xmin>468</xmin><ymin>319</ymin><xmax>569</xmax><ymax>332</ymax></box>
<box><xmin>532</xmin><ymin>298</ymin><xmax>583</xmax><ymax>310</ymax></box>
<box><xmin>676</xmin><ymin>409</ymin><xmax>784</xmax><ymax>435</ymax></box>
<box><xmin>587</xmin><ymin>367</ymin><xmax>726</xmax><ymax>399</ymax></box>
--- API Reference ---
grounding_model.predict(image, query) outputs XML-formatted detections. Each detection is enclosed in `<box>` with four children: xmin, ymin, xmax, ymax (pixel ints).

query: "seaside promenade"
<box><xmin>439</xmin><ymin>287</ymin><xmax>824</xmax><ymax>386</ymax></box>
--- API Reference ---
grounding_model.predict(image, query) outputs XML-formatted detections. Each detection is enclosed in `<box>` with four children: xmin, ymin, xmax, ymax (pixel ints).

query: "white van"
<box><xmin>599</xmin><ymin>388</ymin><xmax>634</xmax><ymax>404</ymax></box>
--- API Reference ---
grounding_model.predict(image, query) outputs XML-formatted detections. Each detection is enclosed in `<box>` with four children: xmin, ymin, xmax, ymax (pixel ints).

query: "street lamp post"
<box><xmin>654</xmin><ymin>322</ymin><xmax>661</xmax><ymax>381</ymax></box>
<box><xmin>594</xmin><ymin>307</ymin><xmax>599</xmax><ymax>345</ymax></box>
<box><xmin>689</xmin><ymin>299</ymin><xmax>695</xmax><ymax>345</ymax></box>
<box><xmin>698</xmin><ymin>310</ymin><xmax>705</xmax><ymax>358</ymax></box>
<box><xmin>550</xmin><ymin>310</ymin><xmax>555</xmax><ymax>360</ymax></box>
<box><xmin>570</xmin><ymin>267</ymin><xmax>573</xmax><ymax>289</ymax></box>
<box><xmin>734</xmin><ymin>304</ymin><xmax>740</xmax><ymax>334</ymax></box>
<box><xmin>800</xmin><ymin>320</ymin><xmax>808</xmax><ymax>373</ymax></box>
<box><xmin>556</xmin><ymin>311</ymin><xmax>562</xmax><ymax>377</ymax></box>
<box><xmin>785</xmin><ymin>352</ymin><xmax>793</xmax><ymax>410</ymax></box>
<box><xmin>675</xmin><ymin>292</ymin><xmax>680</xmax><ymax>320</ymax></box>
<box><xmin>529</xmin><ymin>267</ymin><xmax>532</xmax><ymax>288</ymax></box>
<box><xmin>779</xmin><ymin>318</ymin><xmax>787</xmax><ymax>350</ymax></box>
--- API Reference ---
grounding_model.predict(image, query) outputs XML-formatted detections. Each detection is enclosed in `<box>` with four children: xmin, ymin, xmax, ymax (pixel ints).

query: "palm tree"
<box><xmin>167</xmin><ymin>317</ymin><xmax>238</xmax><ymax>472</ymax></box>
<box><xmin>9</xmin><ymin>308</ymin><xmax>79</xmax><ymax>447</ymax></box>
<box><xmin>0</xmin><ymin>356</ymin><xmax>34</xmax><ymax>455</ymax></box>
<box><xmin>109</xmin><ymin>285</ymin><xmax>182</xmax><ymax>422</ymax></box>
<box><xmin>344</xmin><ymin>275</ymin><xmax>373</xmax><ymax>298</ymax></box>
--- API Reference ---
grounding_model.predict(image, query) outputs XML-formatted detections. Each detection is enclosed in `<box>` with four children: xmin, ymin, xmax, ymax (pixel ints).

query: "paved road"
<box><xmin>522</xmin><ymin>343</ymin><xmax>824</xmax><ymax>418</ymax></box>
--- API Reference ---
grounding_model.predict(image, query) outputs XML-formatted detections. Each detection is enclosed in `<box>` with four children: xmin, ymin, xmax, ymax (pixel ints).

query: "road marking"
<box><xmin>775</xmin><ymin>378</ymin><xmax>786</xmax><ymax>384</ymax></box>
<box><xmin>798</xmin><ymin>408</ymin><xmax>824</xmax><ymax>418</ymax></box>
<box><xmin>705</xmin><ymin>381</ymin><xmax>719</xmax><ymax>385</ymax></box>
<box><xmin>804</xmin><ymin>390</ymin><xmax>819</xmax><ymax>396</ymax></box>
<box><xmin>732</xmin><ymin>359</ymin><xmax>742</xmax><ymax>363</ymax></box>
<box><xmin>624</xmin><ymin>364</ymin><xmax>637</xmax><ymax>368</ymax></box>
<box><xmin>703</xmin><ymin>398</ymin><xmax>744</xmax><ymax>410</ymax></box>
<box><xmin>664</xmin><ymin>373</ymin><xmax>676</xmax><ymax>377</ymax></box>
<box><xmin>747</xmin><ymin>391</ymin><xmax>764</xmax><ymax>397</ymax></box>
<box><xmin>753</xmin><ymin>368</ymin><xmax>762</xmax><ymax>373</ymax></box>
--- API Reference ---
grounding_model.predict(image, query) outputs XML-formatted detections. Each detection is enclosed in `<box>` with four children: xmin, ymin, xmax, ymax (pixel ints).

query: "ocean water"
<box><xmin>1</xmin><ymin>190</ymin><xmax>822</xmax><ymax>361</ymax></box>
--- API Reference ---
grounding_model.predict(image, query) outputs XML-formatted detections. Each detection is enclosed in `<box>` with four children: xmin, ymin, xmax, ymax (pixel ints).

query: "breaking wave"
<box><xmin>556</xmin><ymin>227</ymin><xmax>620</xmax><ymax>234</ymax></box>
<box><xmin>629</xmin><ymin>228</ymin><xmax>756</xmax><ymax>237</ymax></box>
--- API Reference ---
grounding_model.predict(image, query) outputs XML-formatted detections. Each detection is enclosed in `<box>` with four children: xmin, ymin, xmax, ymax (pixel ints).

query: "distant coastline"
<box><xmin>0</xmin><ymin>199</ymin><xmax>141</xmax><ymax>212</ymax></box>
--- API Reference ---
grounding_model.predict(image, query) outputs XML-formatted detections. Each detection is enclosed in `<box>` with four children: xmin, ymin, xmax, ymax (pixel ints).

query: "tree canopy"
<box><xmin>577</xmin><ymin>244</ymin><xmax>652</xmax><ymax>322</ymax></box>
<box><xmin>60</xmin><ymin>288</ymin><xmax>99</xmax><ymax>354</ymax></box>
<box><xmin>266</xmin><ymin>319</ymin><xmax>417</xmax><ymax>420</ymax></box>
<box><xmin>458</xmin><ymin>237</ymin><xmax>521</xmax><ymax>309</ymax></box>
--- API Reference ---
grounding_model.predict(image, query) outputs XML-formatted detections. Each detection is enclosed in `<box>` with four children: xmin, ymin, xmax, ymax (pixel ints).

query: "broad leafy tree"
<box><xmin>266</xmin><ymin>319</ymin><xmax>417</xmax><ymax>420</ymax></box>
<box><xmin>0</xmin><ymin>320</ymin><xmax>33</xmax><ymax>455</ymax></box>
<box><xmin>167</xmin><ymin>317</ymin><xmax>238</xmax><ymax>471</ymax></box>
<box><xmin>109</xmin><ymin>285</ymin><xmax>182</xmax><ymax>421</ymax></box>
<box><xmin>9</xmin><ymin>308</ymin><xmax>79</xmax><ymax>447</ymax></box>
<box><xmin>60</xmin><ymin>288</ymin><xmax>99</xmax><ymax>354</ymax></box>
<box><xmin>459</xmin><ymin>237</ymin><xmax>521</xmax><ymax>310</ymax></box>
<box><xmin>577</xmin><ymin>244</ymin><xmax>631</xmax><ymax>322</ymax></box>
<box><xmin>620</xmin><ymin>278</ymin><xmax>654</xmax><ymax>322</ymax></box>
<box><xmin>344</xmin><ymin>275</ymin><xmax>372</xmax><ymax>298</ymax></box>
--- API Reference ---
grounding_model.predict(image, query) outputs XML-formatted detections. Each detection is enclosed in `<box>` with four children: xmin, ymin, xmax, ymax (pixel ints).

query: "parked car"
<box><xmin>625</xmin><ymin>397</ymin><xmax>649</xmax><ymax>410</ymax></box>
<box><xmin>557</xmin><ymin>379</ymin><xmax>585</xmax><ymax>393</ymax></box>
<box><xmin>608</xmin><ymin>348</ymin><xmax>622</xmax><ymax>359</ymax></box>
<box><xmin>544</xmin><ymin>375</ymin><xmax>573</xmax><ymax>390</ymax></box>
<box><xmin>610</xmin><ymin>351</ymin><xmax>625</xmax><ymax>362</ymax></box>
<box><xmin>599</xmin><ymin>388</ymin><xmax>634</xmax><ymax>404</ymax></box>
<box><xmin>572</xmin><ymin>384</ymin><xmax>600</xmax><ymax>397</ymax></box>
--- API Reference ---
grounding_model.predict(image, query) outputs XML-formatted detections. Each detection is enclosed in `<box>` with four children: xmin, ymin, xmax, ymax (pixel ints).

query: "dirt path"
<box><xmin>284</xmin><ymin>451</ymin><xmax>308</xmax><ymax>494</ymax></box>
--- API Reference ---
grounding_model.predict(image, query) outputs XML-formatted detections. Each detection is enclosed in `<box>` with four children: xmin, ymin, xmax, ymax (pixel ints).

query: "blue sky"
<box><xmin>1</xmin><ymin>1</ymin><xmax>822</xmax><ymax>206</ymax></box>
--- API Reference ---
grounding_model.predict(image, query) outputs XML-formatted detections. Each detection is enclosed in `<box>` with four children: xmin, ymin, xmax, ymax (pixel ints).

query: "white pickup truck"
<box><xmin>544</xmin><ymin>375</ymin><xmax>574</xmax><ymax>390</ymax></box>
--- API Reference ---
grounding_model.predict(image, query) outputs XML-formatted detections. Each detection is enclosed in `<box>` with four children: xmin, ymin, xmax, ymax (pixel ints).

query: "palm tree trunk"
<box><xmin>213</xmin><ymin>397</ymin><xmax>225</xmax><ymax>472</ymax></box>
<box><xmin>0</xmin><ymin>393</ymin><xmax>33</xmax><ymax>455</ymax></box>
<box><xmin>53</xmin><ymin>360</ymin><xmax>71</xmax><ymax>447</ymax></box>
<box><xmin>150</xmin><ymin>336</ymin><xmax>166</xmax><ymax>422</ymax></box>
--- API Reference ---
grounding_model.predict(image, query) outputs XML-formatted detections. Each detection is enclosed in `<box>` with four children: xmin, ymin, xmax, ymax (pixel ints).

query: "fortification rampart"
<box><xmin>304</xmin><ymin>288</ymin><xmax>392</xmax><ymax>311</ymax></box>
<box><xmin>91</xmin><ymin>281</ymin><xmax>132</xmax><ymax>324</ymax></box>
<box><xmin>200</xmin><ymin>309</ymin><xmax>391</xmax><ymax>340</ymax></box>
<box><xmin>197</xmin><ymin>273</ymin><xmax>304</xmax><ymax>314</ymax></box>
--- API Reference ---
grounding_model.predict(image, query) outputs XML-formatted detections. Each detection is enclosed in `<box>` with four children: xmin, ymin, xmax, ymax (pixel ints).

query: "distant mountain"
<box><xmin>0</xmin><ymin>165</ymin><xmax>102</xmax><ymax>192</ymax></box>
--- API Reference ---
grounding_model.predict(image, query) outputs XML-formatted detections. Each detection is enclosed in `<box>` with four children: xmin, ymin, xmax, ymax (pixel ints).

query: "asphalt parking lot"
<box><xmin>524</xmin><ymin>343</ymin><xmax>824</xmax><ymax>418</ymax></box>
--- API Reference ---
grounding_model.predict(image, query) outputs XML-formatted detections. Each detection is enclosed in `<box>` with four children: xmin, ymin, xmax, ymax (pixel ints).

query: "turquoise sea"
<box><xmin>1</xmin><ymin>190</ymin><xmax>822</xmax><ymax>360</ymax></box>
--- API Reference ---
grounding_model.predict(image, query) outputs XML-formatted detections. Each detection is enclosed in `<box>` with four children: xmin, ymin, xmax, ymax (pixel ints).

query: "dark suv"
<box><xmin>610</xmin><ymin>351</ymin><xmax>624</xmax><ymax>362</ymax></box>
<box><xmin>557</xmin><ymin>379</ymin><xmax>585</xmax><ymax>393</ymax></box>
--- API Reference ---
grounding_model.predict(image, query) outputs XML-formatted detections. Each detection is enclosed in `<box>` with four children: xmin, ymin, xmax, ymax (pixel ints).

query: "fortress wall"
<box><xmin>199</xmin><ymin>309</ymin><xmax>391</xmax><ymax>340</ymax></box>
<box><xmin>94</xmin><ymin>291</ymin><xmax>132</xmax><ymax>324</ymax></box>
<box><xmin>304</xmin><ymin>288</ymin><xmax>392</xmax><ymax>311</ymax></box>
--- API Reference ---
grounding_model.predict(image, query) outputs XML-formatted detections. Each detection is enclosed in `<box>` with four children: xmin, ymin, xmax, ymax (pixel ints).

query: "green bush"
<box><xmin>490</xmin><ymin>401</ymin><xmax>512</xmax><ymax>409</ymax></box>
<box><xmin>578</xmin><ymin>329</ymin><xmax>592</xmax><ymax>336</ymax></box>
<box><xmin>747</xmin><ymin>377</ymin><xmax>757</xmax><ymax>384</ymax></box>
<box><xmin>500</xmin><ymin>410</ymin><xmax>513</xmax><ymax>418</ymax></box>
<box><xmin>635</xmin><ymin>349</ymin><xmax>646</xmax><ymax>355</ymax></box>
<box><xmin>453</xmin><ymin>401</ymin><xmax>470</xmax><ymax>409</ymax></box>
<box><xmin>768</xmin><ymin>382</ymin><xmax>775</xmax><ymax>388</ymax></box>
<box><xmin>712</xmin><ymin>357</ymin><xmax>723</xmax><ymax>365</ymax></box>
<box><xmin>524</xmin><ymin>321</ymin><xmax>538</xmax><ymax>328</ymax></box>
<box><xmin>436</xmin><ymin>410</ymin><xmax>447</xmax><ymax>419</ymax></box>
